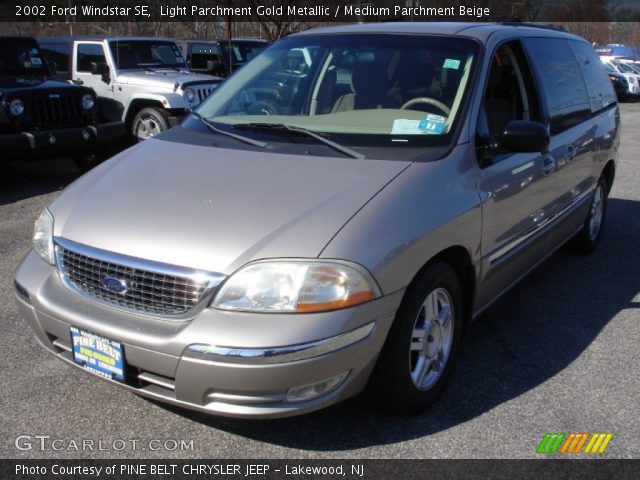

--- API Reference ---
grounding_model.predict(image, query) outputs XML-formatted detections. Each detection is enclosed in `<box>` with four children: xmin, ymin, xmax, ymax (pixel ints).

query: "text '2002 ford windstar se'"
<box><xmin>15</xmin><ymin>23</ymin><xmax>619</xmax><ymax>418</ymax></box>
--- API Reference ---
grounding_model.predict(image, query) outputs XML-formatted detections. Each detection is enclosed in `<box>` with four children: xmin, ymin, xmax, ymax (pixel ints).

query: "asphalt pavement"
<box><xmin>1</xmin><ymin>103</ymin><xmax>638</xmax><ymax>459</ymax></box>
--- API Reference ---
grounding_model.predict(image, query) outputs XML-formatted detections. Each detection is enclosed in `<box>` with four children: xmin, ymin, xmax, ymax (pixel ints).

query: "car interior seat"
<box><xmin>485</xmin><ymin>65</ymin><xmax>519</xmax><ymax>135</ymax></box>
<box><xmin>331</xmin><ymin>60</ymin><xmax>390</xmax><ymax>112</ymax></box>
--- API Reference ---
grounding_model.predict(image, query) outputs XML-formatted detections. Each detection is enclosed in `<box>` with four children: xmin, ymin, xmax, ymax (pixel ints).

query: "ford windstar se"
<box><xmin>15</xmin><ymin>23</ymin><xmax>619</xmax><ymax>418</ymax></box>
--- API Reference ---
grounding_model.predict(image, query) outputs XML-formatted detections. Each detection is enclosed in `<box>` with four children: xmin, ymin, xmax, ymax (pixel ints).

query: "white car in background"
<box><xmin>603</xmin><ymin>60</ymin><xmax>640</xmax><ymax>97</ymax></box>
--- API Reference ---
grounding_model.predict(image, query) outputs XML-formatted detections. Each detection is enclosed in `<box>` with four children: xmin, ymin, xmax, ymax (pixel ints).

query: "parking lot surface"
<box><xmin>1</xmin><ymin>103</ymin><xmax>638</xmax><ymax>459</ymax></box>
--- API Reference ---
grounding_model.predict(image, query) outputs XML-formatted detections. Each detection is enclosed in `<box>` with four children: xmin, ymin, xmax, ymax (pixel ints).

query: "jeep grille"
<box><xmin>30</xmin><ymin>95</ymin><xmax>85</xmax><ymax>129</ymax></box>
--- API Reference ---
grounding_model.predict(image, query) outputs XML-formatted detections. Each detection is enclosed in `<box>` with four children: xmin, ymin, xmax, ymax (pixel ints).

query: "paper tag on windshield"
<box><xmin>391</xmin><ymin>119</ymin><xmax>424</xmax><ymax>135</ymax></box>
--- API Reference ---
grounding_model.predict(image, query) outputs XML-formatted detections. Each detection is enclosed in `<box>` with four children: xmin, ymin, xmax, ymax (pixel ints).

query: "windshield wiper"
<box><xmin>233</xmin><ymin>123</ymin><xmax>365</xmax><ymax>159</ymax></box>
<box><xmin>191</xmin><ymin>112</ymin><xmax>268</xmax><ymax>148</ymax></box>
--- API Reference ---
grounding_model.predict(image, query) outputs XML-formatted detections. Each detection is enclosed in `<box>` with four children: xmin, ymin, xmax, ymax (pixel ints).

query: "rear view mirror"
<box><xmin>500</xmin><ymin>120</ymin><xmax>550</xmax><ymax>153</ymax></box>
<box><xmin>47</xmin><ymin>61</ymin><xmax>57</xmax><ymax>76</ymax></box>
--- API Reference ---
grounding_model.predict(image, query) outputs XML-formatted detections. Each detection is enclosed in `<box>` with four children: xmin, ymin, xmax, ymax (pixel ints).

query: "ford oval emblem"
<box><xmin>103</xmin><ymin>276</ymin><xmax>127</xmax><ymax>294</ymax></box>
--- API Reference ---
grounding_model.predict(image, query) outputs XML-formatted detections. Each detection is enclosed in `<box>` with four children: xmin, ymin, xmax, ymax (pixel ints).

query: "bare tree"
<box><xmin>243</xmin><ymin>0</ymin><xmax>305</xmax><ymax>40</ymax></box>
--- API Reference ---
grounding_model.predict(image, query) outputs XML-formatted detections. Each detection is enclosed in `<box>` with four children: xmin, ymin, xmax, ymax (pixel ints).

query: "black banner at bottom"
<box><xmin>2</xmin><ymin>459</ymin><xmax>639</xmax><ymax>480</ymax></box>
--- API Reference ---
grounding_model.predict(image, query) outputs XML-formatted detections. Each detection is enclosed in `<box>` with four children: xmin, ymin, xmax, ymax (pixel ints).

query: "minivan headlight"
<box><xmin>33</xmin><ymin>208</ymin><xmax>55</xmax><ymax>265</ymax></box>
<box><xmin>212</xmin><ymin>260</ymin><xmax>380</xmax><ymax>313</ymax></box>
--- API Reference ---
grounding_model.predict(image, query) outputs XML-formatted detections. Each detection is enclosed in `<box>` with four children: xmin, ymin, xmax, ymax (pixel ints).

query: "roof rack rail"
<box><xmin>485</xmin><ymin>15</ymin><xmax>521</xmax><ymax>22</ymax></box>
<box><xmin>499</xmin><ymin>21</ymin><xmax>566</xmax><ymax>32</ymax></box>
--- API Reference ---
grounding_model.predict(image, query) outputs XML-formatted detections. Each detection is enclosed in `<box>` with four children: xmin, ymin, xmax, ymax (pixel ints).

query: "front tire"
<box><xmin>132</xmin><ymin>107</ymin><xmax>170</xmax><ymax>142</ymax></box>
<box><xmin>367</xmin><ymin>261</ymin><xmax>463</xmax><ymax>414</ymax></box>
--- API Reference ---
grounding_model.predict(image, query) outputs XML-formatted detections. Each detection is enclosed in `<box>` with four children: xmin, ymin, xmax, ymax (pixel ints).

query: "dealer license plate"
<box><xmin>70</xmin><ymin>327</ymin><xmax>125</xmax><ymax>382</ymax></box>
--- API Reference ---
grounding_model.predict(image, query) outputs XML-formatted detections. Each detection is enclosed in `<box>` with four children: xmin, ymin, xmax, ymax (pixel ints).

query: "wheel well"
<box><xmin>410</xmin><ymin>246</ymin><xmax>476</xmax><ymax>328</ymax></box>
<box><xmin>602</xmin><ymin>160</ymin><xmax>615</xmax><ymax>195</ymax></box>
<box><xmin>125</xmin><ymin>100</ymin><xmax>166</xmax><ymax>129</ymax></box>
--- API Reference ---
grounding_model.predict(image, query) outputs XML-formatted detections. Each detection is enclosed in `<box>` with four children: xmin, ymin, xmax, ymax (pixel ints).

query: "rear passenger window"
<box><xmin>568</xmin><ymin>41</ymin><xmax>617</xmax><ymax>113</ymax></box>
<box><xmin>77</xmin><ymin>44</ymin><xmax>106</xmax><ymax>72</ymax></box>
<box><xmin>524</xmin><ymin>38</ymin><xmax>591</xmax><ymax>135</ymax></box>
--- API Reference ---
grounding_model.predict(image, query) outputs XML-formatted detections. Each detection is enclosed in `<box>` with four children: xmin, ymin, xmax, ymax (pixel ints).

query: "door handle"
<box><xmin>541</xmin><ymin>156</ymin><xmax>556</xmax><ymax>176</ymax></box>
<box><xmin>565</xmin><ymin>145</ymin><xmax>577</xmax><ymax>162</ymax></box>
<box><xmin>73</xmin><ymin>78</ymin><xmax>84</xmax><ymax>85</ymax></box>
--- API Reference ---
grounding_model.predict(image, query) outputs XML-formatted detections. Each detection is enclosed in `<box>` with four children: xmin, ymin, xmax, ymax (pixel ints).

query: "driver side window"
<box><xmin>481</xmin><ymin>41</ymin><xmax>541</xmax><ymax>138</ymax></box>
<box><xmin>77</xmin><ymin>44</ymin><xmax>106</xmax><ymax>73</ymax></box>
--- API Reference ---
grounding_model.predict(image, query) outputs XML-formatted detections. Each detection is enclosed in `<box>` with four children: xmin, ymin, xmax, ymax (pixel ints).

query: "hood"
<box><xmin>116</xmin><ymin>70</ymin><xmax>223</xmax><ymax>89</ymax></box>
<box><xmin>50</xmin><ymin>138</ymin><xmax>409</xmax><ymax>275</ymax></box>
<box><xmin>0</xmin><ymin>77</ymin><xmax>79</xmax><ymax>94</ymax></box>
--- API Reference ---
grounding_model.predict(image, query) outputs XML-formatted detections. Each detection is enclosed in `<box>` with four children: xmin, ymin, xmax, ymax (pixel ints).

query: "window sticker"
<box><xmin>28</xmin><ymin>48</ymin><xmax>42</xmax><ymax>68</ymax></box>
<box><xmin>418</xmin><ymin>114</ymin><xmax>447</xmax><ymax>134</ymax></box>
<box><xmin>443</xmin><ymin>58</ymin><xmax>461</xmax><ymax>69</ymax></box>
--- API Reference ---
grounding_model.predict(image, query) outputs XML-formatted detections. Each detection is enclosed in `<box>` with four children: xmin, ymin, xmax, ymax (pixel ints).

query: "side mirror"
<box><xmin>47</xmin><ymin>61</ymin><xmax>57</xmax><ymax>76</ymax></box>
<box><xmin>91</xmin><ymin>61</ymin><xmax>111</xmax><ymax>84</ymax></box>
<box><xmin>90</xmin><ymin>61</ymin><xmax>109</xmax><ymax>76</ymax></box>
<box><xmin>206</xmin><ymin>59</ymin><xmax>221</xmax><ymax>72</ymax></box>
<box><xmin>500</xmin><ymin>120</ymin><xmax>550</xmax><ymax>153</ymax></box>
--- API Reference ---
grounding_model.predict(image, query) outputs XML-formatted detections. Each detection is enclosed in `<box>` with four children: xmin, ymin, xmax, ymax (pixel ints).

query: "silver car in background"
<box><xmin>15</xmin><ymin>23</ymin><xmax>619</xmax><ymax>418</ymax></box>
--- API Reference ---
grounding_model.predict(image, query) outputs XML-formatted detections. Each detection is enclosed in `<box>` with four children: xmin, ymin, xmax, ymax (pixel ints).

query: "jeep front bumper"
<box><xmin>0</xmin><ymin>121</ymin><xmax>125</xmax><ymax>157</ymax></box>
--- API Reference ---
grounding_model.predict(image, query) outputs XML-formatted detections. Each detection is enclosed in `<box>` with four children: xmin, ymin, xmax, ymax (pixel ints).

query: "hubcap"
<box><xmin>588</xmin><ymin>185</ymin><xmax>604</xmax><ymax>241</ymax></box>
<box><xmin>136</xmin><ymin>117</ymin><xmax>162</xmax><ymax>140</ymax></box>
<box><xmin>409</xmin><ymin>288</ymin><xmax>455</xmax><ymax>391</ymax></box>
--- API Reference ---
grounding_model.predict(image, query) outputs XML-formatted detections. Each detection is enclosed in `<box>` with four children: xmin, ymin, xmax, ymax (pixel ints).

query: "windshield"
<box><xmin>0</xmin><ymin>39</ymin><xmax>47</xmax><ymax>76</ymax></box>
<box><xmin>220</xmin><ymin>41</ymin><xmax>269</xmax><ymax>66</ymax></box>
<box><xmin>616</xmin><ymin>62</ymin><xmax>640</xmax><ymax>74</ymax></box>
<box><xmin>195</xmin><ymin>34</ymin><xmax>478</xmax><ymax>148</ymax></box>
<box><xmin>108</xmin><ymin>40</ymin><xmax>186</xmax><ymax>70</ymax></box>
<box><xmin>613</xmin><ymin>61</ymin><xmax>634</xmax><ymax>73</ymax></box>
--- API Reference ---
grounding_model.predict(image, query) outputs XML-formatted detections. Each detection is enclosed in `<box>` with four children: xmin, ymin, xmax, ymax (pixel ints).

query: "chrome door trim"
<box><xmin>487</xmin><ymin>185</ymin><xmax>595</xmax><ymax>267</ymax></box>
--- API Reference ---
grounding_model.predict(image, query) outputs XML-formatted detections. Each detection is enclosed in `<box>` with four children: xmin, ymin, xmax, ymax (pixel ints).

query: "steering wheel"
<box><xmin>400</xmin><ymin>97</ymin><xmax>451</xmax><ymax>116</ymax></box>
<box><xmin>248</xmin><ymin>100</ymin><xmax>279</xmax><ymax>116</ymax></box>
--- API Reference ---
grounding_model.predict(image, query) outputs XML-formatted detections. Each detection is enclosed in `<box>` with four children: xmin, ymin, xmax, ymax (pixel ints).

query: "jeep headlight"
<box><xmin>81</xmin><ymin>94</ymin><xmax>95</xmax><ymax>110</ymax></box>
<box><xmin>183</xmin><ymin>87</ymin><xmax>196</xmax><ymax>104</ymax></box>
<box><xmin>9</xmin><ymin>98</ymin><xmax>25</xmax><ymax>116</ymax></box>
<box><xmin>33</xmin><ymin>208</ymin><xmax>55</xmax><ymax>265</ymax></box>
<box><xmin>212</xmin><ymin>260</ymin><xmax>380</xmax><ymax>313</ymax></box>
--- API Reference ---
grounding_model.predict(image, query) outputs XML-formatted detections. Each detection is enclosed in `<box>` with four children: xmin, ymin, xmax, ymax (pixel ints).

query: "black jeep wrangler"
<box><xmin>0</xmin><ymin>37</ymin><xmax>125</xmax><ymax>170</ymax></box>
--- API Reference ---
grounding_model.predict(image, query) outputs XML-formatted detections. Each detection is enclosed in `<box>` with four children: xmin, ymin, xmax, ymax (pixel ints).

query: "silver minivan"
<box><xmin>15</xmin><ymin>23</ymin><xmax>619</xmax><ymax>418</ymax></box>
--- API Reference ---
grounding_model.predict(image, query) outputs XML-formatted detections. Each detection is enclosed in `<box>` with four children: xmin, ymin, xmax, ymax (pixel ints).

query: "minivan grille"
<box><xmin>56</xmin><ymin>244</ymin><xmax>220</xmax><ymax>316</ymax></box>
<box><xmin>30</xmin><ymin>95</ymin><xmax>84</xmax><ymax>128</ymax></box>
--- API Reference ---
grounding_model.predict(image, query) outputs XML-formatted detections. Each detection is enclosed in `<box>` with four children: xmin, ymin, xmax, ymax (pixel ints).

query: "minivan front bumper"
<box><xmin>14</xmin><ymin>251</ymin><xmax>402</xmax><ymax>418</ymax></box>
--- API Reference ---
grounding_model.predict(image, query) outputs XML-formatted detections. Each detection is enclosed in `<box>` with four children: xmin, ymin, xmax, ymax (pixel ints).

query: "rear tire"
<box><xmin>570</xmin><ymin>176</ymin><xmax>608</xmax><ymax>255</ymax></box>
<box><xmin>132</xmin><ymin>107</ymin><xmax>170</xmax><ymax>142</ymax></box>
<box><xmin>367</xmin><ymin>261</ymin><xmax>463</xmax><ymax>414</ymax></box>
